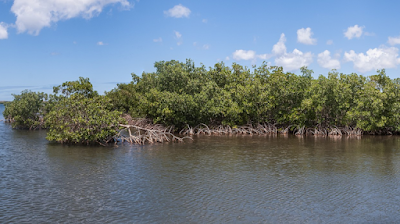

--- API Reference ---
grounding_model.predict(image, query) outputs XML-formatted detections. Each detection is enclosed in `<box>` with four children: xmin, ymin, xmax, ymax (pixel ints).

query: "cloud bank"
<box><xmin>344</xmin><ymin>46</ymin><xmax>400</xmax><ymax>72</ymax></box>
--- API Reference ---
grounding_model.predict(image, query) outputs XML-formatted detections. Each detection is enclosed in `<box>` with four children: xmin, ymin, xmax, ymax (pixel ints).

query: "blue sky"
<box><xmin>1</xmin><ymin>0</ymin><xmax>400</xmax><ymax>100</ymax></box>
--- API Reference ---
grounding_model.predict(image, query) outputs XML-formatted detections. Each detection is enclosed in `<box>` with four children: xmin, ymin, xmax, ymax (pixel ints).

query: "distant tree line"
<box><xmin>3</xmin><ymin>59</ymin><xmax>400</xmax><ymax>144</ymax></box>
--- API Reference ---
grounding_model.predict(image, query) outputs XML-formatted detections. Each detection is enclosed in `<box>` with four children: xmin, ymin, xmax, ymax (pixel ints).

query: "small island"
<box><xmin>2</xmin><ymin>59</ymin><xmax>400</xmax><ymax>145</ymax></box>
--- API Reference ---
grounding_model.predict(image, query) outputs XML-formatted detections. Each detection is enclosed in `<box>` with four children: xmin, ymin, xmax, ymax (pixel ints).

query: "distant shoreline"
<box><xmin>0</xmin><ymin>101</ymin><xmax>9</xmax><ymax>104</ymax></box>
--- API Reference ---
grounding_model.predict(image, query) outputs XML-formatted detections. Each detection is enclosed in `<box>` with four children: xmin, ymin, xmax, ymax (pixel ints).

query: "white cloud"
<box><xmin>272</xmin><ymin>33</ymin><xmax>313</xmax><ymax>71</ymax></box>
<box><xmin>344</xmin><ymin>46</ymin><xmax>400</xmax><ymax>73</ymax></box>
<box><xmin>388</xmin><ymin>36</ymin><xmax>400</xmax><ymax>46</ymax></box>
<box><xmin>203</xmin><ymin>44</ymin><xmax>209</xmax><ymax>50</ymax></box>
<box><xmin>11</xmin><ymin>0</ymin><xmax>131</xmax><ymax>35</ymax></box>
<box><xmin>97</xmin><ymin>41</ymin><xmax>104</xmax><ymax>45</ymax></box>
<box><xmin>233</xmin><ymin>50</ymin><xmax>256</xmax><ymax>60</ymax></box>
<box><xmin>326</xmin><ymin>40</ymin><xmax>333</xmax><ymax>45</ymax></box>
<box><xmin>275</xmin><ymin>50</ymin><xmax>313</xmax><ymax>71</ymax></box>
<box><xmin>225</xmin><ymin>56</ymin><xmax>230</xmax><ymax>61</ymax></box>
<box><xmin>0</xmin><ymin>22</ymin><xmax>8</xmax><ymax>39</ymax></box>
<box><xmin>232</xmin><ymin>50</ymin><xmax>271</xmax><ymax>61</ymax></box>
<box><xmin>164</xmin><ymin>4</ymin><xmax>191</xmax><ymax>18</ymax></box>
<box><xmin>153</xmin><ymin>37</ymin><xmax>162</xmax><ymax>42</ymax></box>
<box><xmin>272</xmin><ymin>33</ymin><xmax>287</xmax><ymax>55</ymax></box>
<box><xmin>257</xmin><ymin>54</ymin><xmax>269</xmax><ymax>60</ymax></box>
<box><xmin>174</xmin><ymin>31</ymin><xmax>182</xmax><ymax>45</ymax></box>
<box><xmin>344</xmin><ymin>25</ymin><xmax>363</xmax><ymax>40</ymax></box>
<box><xmin>193</xmin><ymin>42</ymin><xmax>197</xmax><ymax>46</ymax></box>
<box><xmin>317</xmin><ymin>50</ymin><xmax>341</xmax><ymax>70</ymax></box>
<box><xmin>174</xmin><ymin>31</ymin><xmax>181</xmax><ymax>38</ymax></box>
<box><xmin>202</xmin><ymin>19</ymin><xmax>207</xmax><ymax>23</ymax></box>
<box><xmin>297</xmin><ymin>27</ymin><xmax>316</xmax><ymax>45</ymax></box>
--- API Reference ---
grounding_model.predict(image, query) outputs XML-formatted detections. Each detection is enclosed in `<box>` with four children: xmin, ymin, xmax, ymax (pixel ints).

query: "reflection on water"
<box><xmin>1</xmin><ymin>104</ymin><xmax>400</xmax><ymax>223</ymax></box>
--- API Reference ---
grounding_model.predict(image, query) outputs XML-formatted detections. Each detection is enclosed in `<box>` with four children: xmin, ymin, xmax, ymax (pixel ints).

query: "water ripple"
<box><xmin>1</xmin><ymin>105</ymin><xmax>400</xmax><ymax>223</ymax></box>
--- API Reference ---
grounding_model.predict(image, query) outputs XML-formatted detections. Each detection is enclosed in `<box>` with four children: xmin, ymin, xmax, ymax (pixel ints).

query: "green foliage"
<box><xmin>346</xmin><ymin>70</ymin><xmax>400</xmax><ymax>132</ymax></box>
<box><xmin>3</xmin><ymin>90</ymin><xmax>48</xmax><ymax>129</ymax></box>
<box><xmin>4</xmin><ymin>77</ymin><xmax>124</xmax><ymax>144</ymax></box>
<box><xmin>107</xmin><ymin>59</ymin><xmax>400</xmax><ymax>133</ymax></box>
<box><xmin>45</xmin><ymin>77</ymin><xmax>124</xmax><ymax>144</ymax></box>
<box><xmin>45</xmin><ymin>94</ymin><xmax>124</xmax><ymax>144</ymax></box>
<box><xmin>52</xmin><ymin>77</ymin><xmax>98</xmax><ymax>98</ymax></box>
<box><xmin>105</xmin><ymin>74</ymin><xmax>143</xmax><ymax>118</ymax></box>
<box><xmin>6</xmin><ymin>60</ymin><xmax>400</xmax><ymax>138</ymax></box>
<box><xmin>107</xmin><ymin>60</ymin><xmax>313</xmax><ymax>128</ymax></box>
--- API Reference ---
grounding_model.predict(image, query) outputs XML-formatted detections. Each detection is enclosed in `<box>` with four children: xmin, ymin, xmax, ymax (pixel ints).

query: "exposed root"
<box><xmin>341</xmin><ymin>126</ymin><xmax>363</xmax><ymax>136</ymax></box>
<box><xmin>179</xmin><ymin>124</ymin><xmax>195</xmax><ymax>135</ymax></box>
<box><xmin>118</xmin><ymin>124</ymin><xmax>191</xmax><ymax>145</ymax></box>
<box><xmin>314</xmin><ymin>126</ymin><xmax>328</xmax><ymax>136</ymax></box>
<box><xmin>280</xmin><ymin>125</ymin><xmax>291</xmax><ymax>134</ymax></box>
<box><xmin>119</xmin><ymin>115</ymin><xmax>369</xmax><ymax>144</ymax></box>
<box><xmin>180</xmin><ymin>123</ymin><xmax>278</xmax><ymax>136</ymax></box>
<box><xmin>200</xmin><ymin>123</ymin><xmax>212</xmax><ymax>135</ymax></box>
<box><xmin>328</xmin><ymin>127</ymin><xmax>342</xmax><ymax>136</ymax></box>
<box><xmin>257</xmin><ymin>123</ymin><xmax>278</xmax><ymax>134</ymax></box>
<box><xmin>294</xmin><ymin>126</ymin><xmax>305</xmax><ymax>135</ymax></box>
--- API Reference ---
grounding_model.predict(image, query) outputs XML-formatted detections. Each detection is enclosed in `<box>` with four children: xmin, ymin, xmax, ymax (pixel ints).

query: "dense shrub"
<box><xmin>107</xmin><ymin>59</ymin><xmax>400</xmax><ymax>133</ymax></box>
<box><xmin>3</xmin><ymin>77</ymin><xmax>125</xmax><ymax>144</ymax></box>
<box><xmin>44</xmin><ymin>77</ymin><xmax>125</xmax><ymax>144</ymax></box>
<box><xmin>3</xmin><ymin>90</ymin><xmax>48</xmax><ymax>129</ymax></box>
<box><xmin>5</xmin><ymin>59</ymin><xmax>400</xmax><ymax>140</ymax></box>
<box><xmin>45</xmin><ymin>94</ymin><xmax>124</xmax><ymax>144</ymax></box>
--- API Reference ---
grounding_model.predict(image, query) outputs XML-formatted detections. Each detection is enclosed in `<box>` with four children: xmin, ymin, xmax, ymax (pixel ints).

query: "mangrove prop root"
<box><xmin>118</xmin><ymin>124</ymin><xmax>191</xmax><ymax>145</ymax></box>
<box><xmin>328</xmin><ymin>127</ymin><xmax>342</xmax><ymax>136</ymax></box>
<box><xmin>180</xmin><ymin>123</ymin><xmax>279</xmax><ymax>136</ymax></box>
<box><xmin>340</xmin><ymin>126</ymin><xmax>363</xmax><ymax>136</ymax></box>
<box><xmin>179</xmin><ymin>123</ymin><xmax>366</xmax><ymax>137</ymax></box>
<box><xmin>280</xmin><ymin>125</ymin><xmax>290</xmax><ymax>134</ymax></box>
<box><xmin>295</xmin><ymin>126</ymin><xmax>305</xmax><ymax>135</ymax></box>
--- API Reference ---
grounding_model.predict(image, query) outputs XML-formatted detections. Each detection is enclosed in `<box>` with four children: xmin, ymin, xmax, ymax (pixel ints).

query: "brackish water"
<box><xmin>1</xmin><ymin>104</ymin><xmax>400</xmax><ymax>223</ymax></box>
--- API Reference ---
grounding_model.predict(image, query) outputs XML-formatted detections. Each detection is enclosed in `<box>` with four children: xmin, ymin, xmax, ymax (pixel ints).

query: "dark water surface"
<box><xmin>1</xmin><ymin>104</ymin><xmax>400</xmax><ymax>223</ymax></box>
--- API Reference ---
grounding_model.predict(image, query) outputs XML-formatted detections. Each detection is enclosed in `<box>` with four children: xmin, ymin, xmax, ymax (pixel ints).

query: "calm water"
<box><xmin>1</xmin><ymin>104</ymin><xmax>400</xmax><ymax>223</ymax></box>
